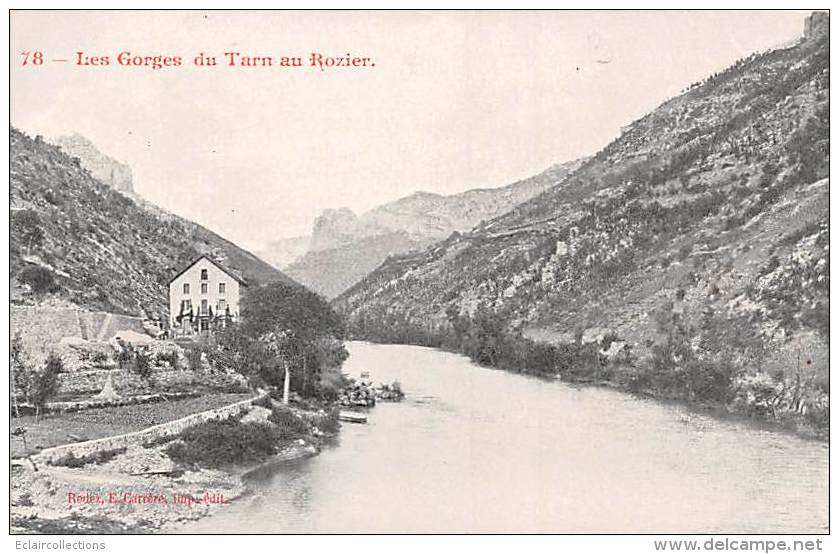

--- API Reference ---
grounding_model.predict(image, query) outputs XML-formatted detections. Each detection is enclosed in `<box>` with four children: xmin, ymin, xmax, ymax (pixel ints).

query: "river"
<box><xmin>180</xmin><ymin>341</ymin><xmax>828</xmax><ymax>533</ymax></box>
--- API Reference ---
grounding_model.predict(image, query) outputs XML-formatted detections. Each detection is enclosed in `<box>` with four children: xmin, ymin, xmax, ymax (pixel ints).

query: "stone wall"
<box><xmin>34</xmin><ymin>393</ymin><xmax>267</xmax><ymax>464</ymax></box>
<box><xmin>11</xmin><ymin>306</ymin><xmax>146</xmax><ymax>364</ymax></box>
<box><xmin>10</xmin><ymin>307</ymin><xmax>82</xmax><ymax>364</ymax></box>
<box><xmin>56</xmin><ymin>368</ymin><xmax>248</xmax><ymax>397</ymax></box>
<box><xmin>77</xmin><ymin>311</ymin><xmax>146</xmax><ymax>342</ymax></box>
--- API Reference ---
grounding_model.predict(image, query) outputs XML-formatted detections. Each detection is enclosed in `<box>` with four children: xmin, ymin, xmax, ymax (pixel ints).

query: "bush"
<box><xmin>12</xmin><ymin>209</ymin><xmax>44</xmax><ymax>253</ymax></box>
<box><xmin>52</xmin><ymin>447</ymin><xmax>127</xmax><ymax>468</ymax></box>
<box><xmin>116</xmin><ymin>343</ymin><xmax>134</xmax><ymax>368</ymax></box>
<box><xmin>91</xmin><ymin>351</ymin><xmax>110</xmax><ymax>368</ymax></box>
<box><xmin>165</xmin><ymin>417</ymin><xmax>281</xmax><ymax>468</ymax></box>
<box><xmin>184</xmin><ymin>346</ymin><xmax>204</xmax><ymax>371</ymax></box>
<box><xmin>155</xmin><ymin>350</ymin><xmax>180</xmax><ymax>369</ymax></box>
<box><xmin>310</xmin><ymin>408</ymin><xmax>341</xmax><ymax>435</ymax></box>
<box><xmin>268</xmin><ymin>407</ymin><xmax>311</xmax><ymax>440</ymax></box>
<box><xmin>682</xmin><ymin>358</ymin><xmax>735</xmax><ymax>403</ymax></box>
<box><xmin>131</xmin><ymin>351</ymin><xmax>152</xmax><ymax>380</ymax></box>
<box><xmin>18</xmin><ymin>266</ymin><xmax>59</xmax><ymax>294</ymax></box>
<box><xmin>251</xmin><ymin>395</ymin><xmax>274</xmax><ymax>410</ymax></box>
<box><xmin>31</xmin><ymin>352</ymin><xmax>62</xmax><ymax>414</ymax></box>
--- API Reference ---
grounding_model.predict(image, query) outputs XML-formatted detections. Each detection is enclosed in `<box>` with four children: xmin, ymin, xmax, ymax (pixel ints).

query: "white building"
<box><xmin>168</xmin><ymin>255</ymin><xmax>245</xmax><ymax>335</ymax></box>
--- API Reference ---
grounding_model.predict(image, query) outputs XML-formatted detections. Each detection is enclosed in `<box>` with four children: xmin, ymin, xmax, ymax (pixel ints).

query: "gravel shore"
<box><xmin>10</xmin><ymin>438</ymin><xmax>319</xmax><ymax>534</ymax></box>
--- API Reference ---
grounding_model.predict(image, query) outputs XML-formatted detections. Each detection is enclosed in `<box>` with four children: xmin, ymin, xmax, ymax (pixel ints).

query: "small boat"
<box><xmin>338</xmin><ymin>411</ymin><xmax>368</xmax><ymax>424</ymax></box>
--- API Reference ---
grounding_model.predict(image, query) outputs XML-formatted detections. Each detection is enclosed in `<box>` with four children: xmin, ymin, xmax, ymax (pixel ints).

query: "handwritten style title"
<box><xmin>20</xmin><ymin>51</ymin><xmax>376</xmax><ymax>72</ymax></box>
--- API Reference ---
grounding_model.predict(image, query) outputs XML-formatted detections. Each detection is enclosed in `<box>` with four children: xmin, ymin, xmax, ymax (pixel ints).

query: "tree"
<box><xmin>206</xmin><ymin>283</ymin><xmax>349</xmax><ymax>399</ymax></box>
<box><xmin>131</xmin><ymin>350</ymin><xmax>152</xmax><ymax>380</ymax></box>
<box><xmin>10</xmin><ymin>334</ymin><xmax>31</xmax><ymax>418</ymax></box>
<box><xmin>240</xmin><ymin>282</ymin><xmax>344</xmax><ymax>341</ymax></box>
<box><xmin>12</xmin><ymin>209</ymin><xmax>44</xmax><ymax>255</ymax></box>
<box><xmin>18</xmin><ymin>266</ymin><xmax>58</xmax><ymax>294</ymax></box>
<box><xmin>32</xmin><ymin>352</ymin><xmax>62</xmax><ymax>418</ymax></box>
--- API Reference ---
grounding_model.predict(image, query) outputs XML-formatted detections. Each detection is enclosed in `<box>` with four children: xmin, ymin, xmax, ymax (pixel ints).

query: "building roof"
<box><xmin>167</xmin><ymin>254</ymin><xmax>247</xmax><ymax>286</ymax></box>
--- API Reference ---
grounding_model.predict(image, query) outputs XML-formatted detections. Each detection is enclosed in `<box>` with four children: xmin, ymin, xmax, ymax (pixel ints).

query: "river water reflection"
<box><xmin>180</xmin><ymin>341</ymin><xmax>828</xmax><ymax>533</ymax></box>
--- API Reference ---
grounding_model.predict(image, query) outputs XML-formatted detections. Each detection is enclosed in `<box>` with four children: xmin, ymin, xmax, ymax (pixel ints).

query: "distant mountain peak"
<box><xmin>278</xmin><ymin>158</ymin><xmax>584</xmax><ymax>298</ymax></box>
<box><xmin>52</xmin><ymin>133</ymin><xmax>135</xmax><ymax>196</ymax></box>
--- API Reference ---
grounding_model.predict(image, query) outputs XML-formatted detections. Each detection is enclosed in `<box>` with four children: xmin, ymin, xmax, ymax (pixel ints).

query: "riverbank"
<box><xmin>176</xmin><ymin>341</ymin><xmax>826</xmax><ymax>533</ymax></box>
<box><xmin>352</xmin><ymin>331</ymin><xmax>828</xmax><ymax>442</ymax></box>
<box><xmin>10</xmin><ymin>440</ymin><xmax>319</xmax><ymax>534</ymax></box>
<box><xmin>562</xmin><ymin>375</ymin><xmax>828</xmax><ymax>442</ymax></box>
<box><xmin>9</xmin><ymin>398</ymin><xmax>331</xmax><ymax>534</ymax></box>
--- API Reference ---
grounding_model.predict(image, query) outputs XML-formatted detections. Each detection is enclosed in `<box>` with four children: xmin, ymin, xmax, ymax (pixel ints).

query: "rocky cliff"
<box><xmin>53</xmin><ymin>134</ymin><xmax>135</xmax><ymax>196</ymax></box>
<box><xmin>335</xmin><ymin>15</ymin><xmax>829</xmax><ymax>379</ymax></box>
<box><xmin>280</xmin><ymin>159</ymin><xmax>584</xmax><ymax>298</ymax></box>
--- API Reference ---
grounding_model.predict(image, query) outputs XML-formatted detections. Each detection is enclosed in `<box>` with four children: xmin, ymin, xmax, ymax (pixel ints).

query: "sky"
<box><xmin>10</xmin><ymin>10</ymin><xmax>808</xmax><ymax>251</ymax></box>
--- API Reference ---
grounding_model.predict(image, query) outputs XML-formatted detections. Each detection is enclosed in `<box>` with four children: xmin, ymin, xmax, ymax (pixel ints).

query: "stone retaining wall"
<box><xmin>46</xmin><ymin>392</ymin><xmax>198</xmax><ymax>414</ymax></box>
<box><xmin>10</xmin><ymin>307</ymin><xmax>82</xmax><ymax>364</ymax></box>
<box><xmin>56</xmin><ymin>368</ymin><xmax>245</xmax><ymax>396</ymax></box>
<box><xmin>33</xmin><ymin>392</ymin><xmax>267</xmax><ymax>464</ymax></box>
<box><xmin>11</xmin><ymin>306</ymin><xmax>146</xmax><ymax>365</ymax></box>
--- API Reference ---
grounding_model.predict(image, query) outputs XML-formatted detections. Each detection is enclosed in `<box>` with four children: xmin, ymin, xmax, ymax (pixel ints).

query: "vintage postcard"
<box><xmin>7</xmin><ymin>8</ymin><xmax>829</xmax><ymax>541</ymax></box>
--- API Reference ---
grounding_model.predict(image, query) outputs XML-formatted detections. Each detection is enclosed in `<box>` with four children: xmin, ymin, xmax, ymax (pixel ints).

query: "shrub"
<box><xmin>18</xmin><ymin>266</ymin><xmax>59</xmax><ymax>294</ymax></box>
<box><xmin>131</xmin><ymin>351</ymin><xmax>152</xmax><ymax>380</ymax></box>
<box><xmin>184</xmin><ymin>346</ymin><xmax>205</xmax><ymax>372</ymax></box>
<box><xmin>10</xmin><ymin>334</ymin><xmax>34</xmax><ymax>417</ymax></box>
<box><xmin>31</xmin><ymin>352</ymin><xmax>62</xmax><ymax>415</ymax></box>
<box><xmin>310</xmin><ymin>408</ymin><xmax>340</xmax><ymax>435</ymax></box>
<box><xmin>116</xmin><ymin>343</ymin><xmax>134</xmax><ymax>368</ymax></box>
<box><xmin>155</xmin><ymin>350</ymin><xmax>180</xmax><ymax>369</ymax></box>
<box><xmin>251</xmin><ymin>395</ymin><xmax>274</xmax><ymax>410</ymax></box>
<box><xmin>318</xmin><ymin>380</ymin><xmax>341</xmax><ymax>402</ymax></box>
<box><xmin>12</xmin><ymin>209</ymin><xmax>44</xmax><ymax>253</ymax></box>
<box><xmin>599</xmin><ymin>332</ymin><xmax>619</xmax><ymax>352</ymax></box>
<box><xmin>52</xmin><ymin>447</ymin><xmax>127</xmax><ymax>468</ymax></box>
<box><xmin>683</xmin><ymin>358</ymin><xmax>735</xmax><ymax>403</ymax></box>
<box><xmin>91</xmin><ymin>351</ymin><xmax>110</xmax><ymax>368</ymax></box>
<box><xmin>268</xmin><ymin>407</ymin><xmax>311</xmax><ymax>440</ymax></box>
<box><xmin>165</xmin><ymin>417</ymin><xmax>282</xmax><ymax>468</ymax></box>
<box><xmin>803</xmin><ymin>401</ymin><xmax>829</xmax><ymax>430</ymax></box>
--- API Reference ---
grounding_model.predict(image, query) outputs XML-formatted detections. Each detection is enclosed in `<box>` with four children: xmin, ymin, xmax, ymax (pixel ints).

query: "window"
<box><xmin>219</xmin><ymin>282</ymin><xmax>226</xmax><ymax>294</ymax></box>
<box><xmin>180</xmin><ymin>299</ymin><xmax>192</xmax><ymax>313</ymax></box>
<box><xmin>201</xmin><ymin>299</ymin><xmax>208</xmax><ymax>314</ymax></box>
<box><xmin>183</xmin><ymin>283</ymin><xmax>190</xmax><ymax>294</ymax></box>
<box><xmin>217</xmin><ymin>299</ymin><xmax>227</xmax><ymax>312</ymax></box>
<box><xmin>201</xmin><ymin>283</ymin><xmax>208</xmax><ymax>294</ymax></box>
<box><xmin>200</xmin><ymin>269</ymin><xmax>208</xmax><ymax>280</ymax></box>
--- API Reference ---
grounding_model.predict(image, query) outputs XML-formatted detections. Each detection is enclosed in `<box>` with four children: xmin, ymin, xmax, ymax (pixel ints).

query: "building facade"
<box><xmin>168</xmin><ymin>255</ymin><xmax>244</xmax><ymax>335</ymax></box>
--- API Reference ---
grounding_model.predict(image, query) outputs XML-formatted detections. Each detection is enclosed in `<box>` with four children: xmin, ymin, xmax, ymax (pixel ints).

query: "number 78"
<box><xmin>20</xmin><ymin>51</ymin><xmax>44</xmax><ymax>65</ymax></box>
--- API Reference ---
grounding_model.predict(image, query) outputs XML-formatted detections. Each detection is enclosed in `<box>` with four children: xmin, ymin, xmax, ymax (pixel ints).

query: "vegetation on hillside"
<box><xmin>10</xmin><ymin>129</ymin><xmax>294</xmax><ymax>316</ymax></box>
<box><xmin>336</xmin><ymin>17</ymin><xmax>830</xmax><ymax>435</ymax></box>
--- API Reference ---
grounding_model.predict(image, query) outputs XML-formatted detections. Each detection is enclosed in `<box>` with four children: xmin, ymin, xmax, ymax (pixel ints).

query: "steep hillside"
<box><xmin>336</xmin><ymin>15</ymin><xmax>829</xmax><ymax>379</ymax></box>
<box><xmin>282</xmin><ymin>159</ymin><xmax>584</xmax><ymax>298</ymax></box>
<box><xmin>10</xmin><ymin>128</ymin><xmax>296</xmax><ymax>318</ymax></box>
